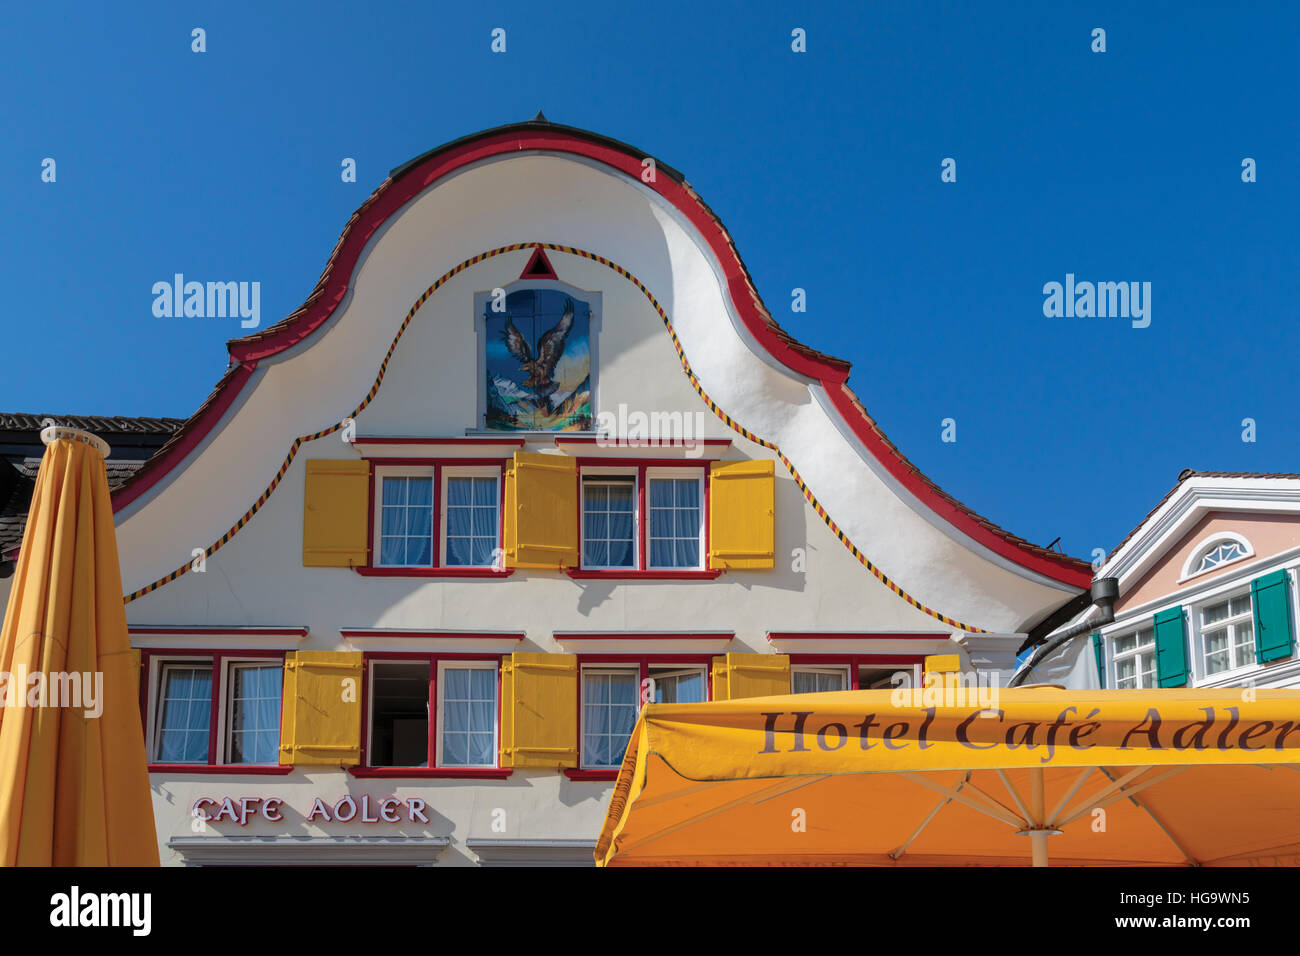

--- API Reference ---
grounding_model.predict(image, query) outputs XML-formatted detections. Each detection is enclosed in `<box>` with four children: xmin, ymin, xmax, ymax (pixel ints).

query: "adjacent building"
<box><xmin>1031</xmin><ymin>471</ymin><xmax>1300</xmax><ymax>691</ymax></box>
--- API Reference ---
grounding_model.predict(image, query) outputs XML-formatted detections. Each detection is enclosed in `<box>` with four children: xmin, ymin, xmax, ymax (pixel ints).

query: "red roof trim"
<box><xmin>110</xmin><ymin>124</ymin><xmax>1090</xmax><ymax>589</ymax></box>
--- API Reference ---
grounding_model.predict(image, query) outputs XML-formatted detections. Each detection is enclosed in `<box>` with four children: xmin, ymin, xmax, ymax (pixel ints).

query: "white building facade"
<box><xmin>79</xmin><ymin>120</ymin><xmax>1092</xmax><ymax>865</ymax></box>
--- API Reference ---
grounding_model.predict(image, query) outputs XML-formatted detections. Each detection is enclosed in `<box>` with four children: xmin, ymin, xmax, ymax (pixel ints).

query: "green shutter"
<box><xmin>1252</xmin><ymin>569</ymin><xmax>1295</xmax><ymax>664</ymax></box>
<box><xmin>1153</xmin><ymin>606</ymin><xmax>1189</xmax><ymax>687</ymax></box>
<box><xmin>1091</xmin><ymin>632</ymin><xmax>1105</xmax><ymax>688</ymax></box>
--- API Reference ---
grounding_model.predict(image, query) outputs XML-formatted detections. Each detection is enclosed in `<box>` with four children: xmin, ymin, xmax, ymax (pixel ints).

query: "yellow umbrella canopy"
<box><xmin>0</xmin><ymin>427</ymin><xmax>158</xmax><ymax>865</ymax></box>
<box><xmin>596</xmin><ymin>686</ymin><xmax>1300</xmax><ymax>866</ymax></box>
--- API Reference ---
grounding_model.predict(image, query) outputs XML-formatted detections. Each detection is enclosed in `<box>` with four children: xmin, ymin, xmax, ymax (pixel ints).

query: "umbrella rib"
<box><xmin>1046</xmin><ymin>766</ymin><xmax>1095</xmax><ymax>827</ymax></box>
<box><xmin>890</xmin><ymin>771</ymin><xmax>970</xmax><ymax>860</ymax></box>
<box><xmin>1056</xmin><ymin>766</ymin><xmax>1184</xmax><ymax>828</ymax></box>
<box><xmin>995</xmin><ymin>768</ymin><xmax>1032</xmax><ymax>822</ymax></box>
<box><xmin>960</xmin><ymin>778</ymin><xmax>1028</xmax><ymax>824</ymax></box>
<box><xmin>1050</xmin><ymin>765</ymin><xmax>1150</xmax><ymax>827</ymax></box>
<box><xmin>1094</xmin><ymin>765</ymin><xmax>1201</xmax><ymax>866</ymax></box>
<box><xmin>899</xmin><ymin>772</ymin><xmax>1026</xmax><ymax>828</ymax></box>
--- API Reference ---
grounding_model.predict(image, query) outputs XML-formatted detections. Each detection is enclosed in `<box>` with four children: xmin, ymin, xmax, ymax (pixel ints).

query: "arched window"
<box><xmin>1182</xmin><ymin>534</ymin><xmax>1253</xmax><ymax>579</ymax></box>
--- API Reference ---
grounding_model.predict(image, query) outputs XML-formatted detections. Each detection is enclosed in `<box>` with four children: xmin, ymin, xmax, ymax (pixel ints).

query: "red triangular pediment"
<box><xmin>519</xmin><ymin>245</ymin><xmax>558</xmax><ymax>280</ymax></box>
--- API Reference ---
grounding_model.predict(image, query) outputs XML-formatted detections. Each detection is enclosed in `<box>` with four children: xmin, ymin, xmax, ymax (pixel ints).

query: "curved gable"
<box><xmin>113</xmin><ymin>120</ymin><xmax>1088</xmax><ymax>632</ymax></box>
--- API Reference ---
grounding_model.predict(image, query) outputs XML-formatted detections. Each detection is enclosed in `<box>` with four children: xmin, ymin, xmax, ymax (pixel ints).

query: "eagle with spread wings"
<box><xmin>500</xmin><ymin>297</ymin><xmax>576</xmax><ymax>407</ymax></box>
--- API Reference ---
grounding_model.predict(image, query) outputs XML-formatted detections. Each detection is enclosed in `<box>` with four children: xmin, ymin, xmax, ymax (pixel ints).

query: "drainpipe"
<box><xmin>1008</xmin><ymin>577</ymin><xmax>1119</xmax><ymax>687</ymax></box>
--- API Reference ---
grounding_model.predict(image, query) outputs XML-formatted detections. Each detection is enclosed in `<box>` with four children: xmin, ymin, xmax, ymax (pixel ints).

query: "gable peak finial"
<box><xmin>533</xmin><ymin>110</ymin><xmax>549</xmax><ymax>123</ymax></box>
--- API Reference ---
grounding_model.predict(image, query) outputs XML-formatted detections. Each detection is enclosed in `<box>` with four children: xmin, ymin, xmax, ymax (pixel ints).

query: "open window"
<box><xmin>364</xmin><ymin>656</ymin><xmax>501</xmax><ymax>770</ymax></box>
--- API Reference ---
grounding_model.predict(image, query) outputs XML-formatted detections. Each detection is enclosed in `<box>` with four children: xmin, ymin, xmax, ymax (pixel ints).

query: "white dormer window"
<box><xmin>1181</xmin><ymin>533</ymin><xmax>1254</xmax><ymax>580</ymax></box>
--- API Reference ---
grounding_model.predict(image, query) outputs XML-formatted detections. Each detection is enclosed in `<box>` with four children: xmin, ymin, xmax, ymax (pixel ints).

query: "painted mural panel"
<box><xmin>485</xmin><ymin>288</ymin><xmax>593</xmax><ymax>431</ymax></box>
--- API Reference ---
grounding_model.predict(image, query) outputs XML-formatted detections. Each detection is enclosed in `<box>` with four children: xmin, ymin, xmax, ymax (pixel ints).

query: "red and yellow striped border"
<box><xmin>124</xmin><ymin>243</ymin><xmax>985</xmax><ymax>634</ymax></box>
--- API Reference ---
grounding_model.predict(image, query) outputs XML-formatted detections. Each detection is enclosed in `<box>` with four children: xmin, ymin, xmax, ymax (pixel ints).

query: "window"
<box><xmin>1199</xmin><ymin>593</ymin><xmax>1256</xmax><ymax>676</ymax></box>
<box><xmin>582</xmin><ymin>477</ymin><xmax>636</xmax><ymax>569</ymax></box>
<box><xmin>1112</xmin><ymin>627</ymin><xmax>1157</xmax><ymax>689</ymax></box>
<box><xmin>369</xmin><ymin>661</ymin><xmax>430</xmax><ymax>766</ymax></box>
<box><xmin>150</xmin><ymin>656</ymin><xmax>283</xmax><ymax>766</ymax></box>
<box><xmin>647</xmin><ymin>476</ymin><xmax>703</xmax><ymax>569</ymax></box>
<box><xmin>226</xmin><ymin>663</ymin><xmax>282</xmax><ymax>765</ymax></box>
<box><xmin>791</xmin><ymin>667</ymin><xmax>849</xmax><ymax>694</ymax></box>
<box><xmin>379</xmin><ymin>475</ymin><xmax>434</xmax><ymax>566</ymax></box>
<box><xmin>373</xmin><ymin>465</ymin><xmax>504</xmax><ymax>571</ymax></box>
<box><xmin>156</xmin><ymin>664</ymin><xmax>213</xmax><ymax>763</ymax></box>
<box><xmin>480</xmin><ymin>285</ymin><xmax>596</xmax><ymax>431</ymax></box>
<box><xmin>443</xmin><ymin>472</ymin><xmax>499</xmax><ymax>568</ymax></box>
<box><xmin>1183</xmin><ymin>535</ymin><xmax>1253</xmax><ymax>579</ymax></box>
<box><xmin>364</xmin><ymin>656</ymin><xmax>501</xmax><ymax>769</ymax></box>
<box><xmin>578</xmin><ymin>467</ymin><xmax>707</xmax><ymax>572</ymax></box>
<box><xmin>437</xmin><ymin>663</ymin><xmax>498</xmax><ymax>767</ymax></box>
<box><xmin>580</xmin><ymin>663</ymin><xmax>707</xmax><ymax>768</ymax></box>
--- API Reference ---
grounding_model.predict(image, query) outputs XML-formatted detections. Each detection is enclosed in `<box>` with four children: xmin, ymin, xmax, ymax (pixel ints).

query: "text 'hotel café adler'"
<box><xmin>5</xmin><ymin>117</ymin><xmax>1094</xmax><ymax>866</ymax></box>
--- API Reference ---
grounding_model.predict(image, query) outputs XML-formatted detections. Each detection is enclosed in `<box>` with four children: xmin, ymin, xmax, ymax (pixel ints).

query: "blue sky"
<box><xmin>3</xmin><ymin>1</ymin><xmax>1296</xmax><ymax>562</ymax></box>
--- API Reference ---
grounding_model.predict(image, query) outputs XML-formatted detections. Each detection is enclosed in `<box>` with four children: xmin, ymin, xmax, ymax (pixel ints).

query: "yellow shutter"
<box><xmin>500</xmin><ymin>652</ymin><xmax>578</xmax><ymax>768</ymax></box>
<box><xmin>708</xmin><ymin>459</ymin><xmax>775</xmax><ymax>569</ymax></box>
<box><xmin>715</xmin><ymin>652</ymin><xmax>789</xmax><ymax>699</ymax></box>
<box><xmin>303</xmin><ymin>459</ymin><xmax>371</xmax><ymax>567</ymax></box>
<box><xmin>711</xmin><ymin>656</ymin><xmax>729</xmax><ymax>701</ymax></box>
<box><xmin>279</xmin><ymin>651</ymin><xmax>363</xmax><ymax>767</ymax></box>
<box><xmin>924</xmin><ymin>654</ymin><xmax>961</xmax><ymax>675</ymax></box>
<box><xmin>504</xmin><ymin>452</ymin><xmax>577</xmax><ymax>569</ymax></box>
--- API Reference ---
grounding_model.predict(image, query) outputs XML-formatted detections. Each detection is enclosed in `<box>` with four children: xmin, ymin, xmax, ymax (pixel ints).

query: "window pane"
<box><xmin>230</xmin><ymin>663</ymin><xmax>282</xmax><ymax>765</ymax></box>
<box><xmin>381</xmin><ymin>506</ymin><xmax>406</xmax><ymax>536</ymax></box>
<box><xmin>1203</xmin><ymin>601</ymin><xmax>1229</xmax><ymax>625</ymax></box>
<box><xmin>648</xmin><ymin>477</ymin><xmax>702</xmax><ymax>569</ymax></box>
<box><xmin>583</xmin><ymin>480</ymin><xmax>636</xmax><ymax>568</ymax></box>
<box><xmin>440</xmin><ymin>666</ymin><xmax>497</xmax><ymax>768</ymax></box>
<box><xmin>652</xmin><ymin>669</ymin><xmax>705</xmax><ymax>704</ymax></box>
<box><xmin>158</xmin><ymin>665</ymin><xmax>213</xmax><ymax>764</ymax></box>
<box><xmin>583</xmin><ymin>671</ymin><xmax>639</xmax><ymax>768</ymax></box>
<box><xmin>379</xmin><ymin>477</ymin><xmax>434</xmax><ymax>567</ymax></box>
<box><xmin>407</xmin><ymin>478</ymin><xmax>432</xmax><ymax>506</ymax></box>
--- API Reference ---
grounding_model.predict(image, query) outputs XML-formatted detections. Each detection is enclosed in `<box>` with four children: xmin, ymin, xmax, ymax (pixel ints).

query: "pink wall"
<box><xmin>1117</xmin><ymin>511</ymin><xmax>1300</xmax><ymax>612</ymax></box>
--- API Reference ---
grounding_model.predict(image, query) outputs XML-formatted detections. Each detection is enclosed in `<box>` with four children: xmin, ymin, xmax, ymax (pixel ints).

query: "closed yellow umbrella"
<box><xmin>596</xmin><ymin>685</ymin><xmax>1300</xmax><ymax>866</ymax></box>
<box><xmin>0</xmin><ymin>426</ymin><xmax>158</xmax><ymax>865</ymax></box>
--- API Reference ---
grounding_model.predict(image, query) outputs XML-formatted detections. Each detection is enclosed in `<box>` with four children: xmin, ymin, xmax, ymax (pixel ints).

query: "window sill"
<box><xmin>148</xmin><ymin>763</ymin><xmax>294</xmax><ymax>775</ymax></box>
<box><xmin>355</xmin><ymin>567</ymin><xmax>515</xmax><ymax>578</ymax></box>
<box><xmin>563</xmin><ymin>769</ymin><xmax>620</xmax><ymax>781</ymax></box>
<box><xmin>564</xmin><ymin>569</ymin><xmax>721</xmax><ymax>580</ymax></box>
<box><xmin>347</xmin><ymin>767</ymin><xmax>514</xmax><ymax>779</ymax></box>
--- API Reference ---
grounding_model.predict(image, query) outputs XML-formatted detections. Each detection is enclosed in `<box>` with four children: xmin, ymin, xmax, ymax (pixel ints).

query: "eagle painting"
<box><xmin>485</xmin><ymin>291</ymin><xmax>592</xmax><ymax>431</ymax></box>
<box><xmin>500</xmin><ymin>297</ymin><xmax>574</xmax><ymax>407</ymax></box>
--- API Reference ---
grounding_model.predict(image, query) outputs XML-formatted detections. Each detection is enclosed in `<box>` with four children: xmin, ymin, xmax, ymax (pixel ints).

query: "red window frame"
<box><xmin>140</xmin><ymin>648</ymin><xmax>292</xmax><ymax>775</ymax></box>
<box><xmin>566</xmin><ymin>652</ymin><xmax>715</xmax><ymax>781</ymax></box>
<box><xmin>357</xmin><ymin>458</ymin><xmax>514</xmax><ymax>578</ymax></box>
<box><xmin>351</xmin><ymin>651</ymin><xmax>513</xmax><ymax>779</ymax></box>
<box><xmin>566</xmin><ymin>458</ymin><xmax>720</xmax><ymax>580</ymax></box>
<box><xmin>787</xmin><ymin>653</ymin><xmax>928</xmax><ymax>691</ymax></box>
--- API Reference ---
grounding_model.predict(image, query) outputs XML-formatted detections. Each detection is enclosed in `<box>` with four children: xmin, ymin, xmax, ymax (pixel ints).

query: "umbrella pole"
<box><xmin>1029</xmin><ymin>767</ymin><xmax>1049</xmax><ymax>867</ymax></box>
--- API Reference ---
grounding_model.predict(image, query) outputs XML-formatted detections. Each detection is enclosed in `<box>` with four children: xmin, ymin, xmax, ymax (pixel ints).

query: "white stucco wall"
<box><xmin>101</xmin><ymin>149</ymin><xmax>1083</xmax><ymax>864</ymax></box>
